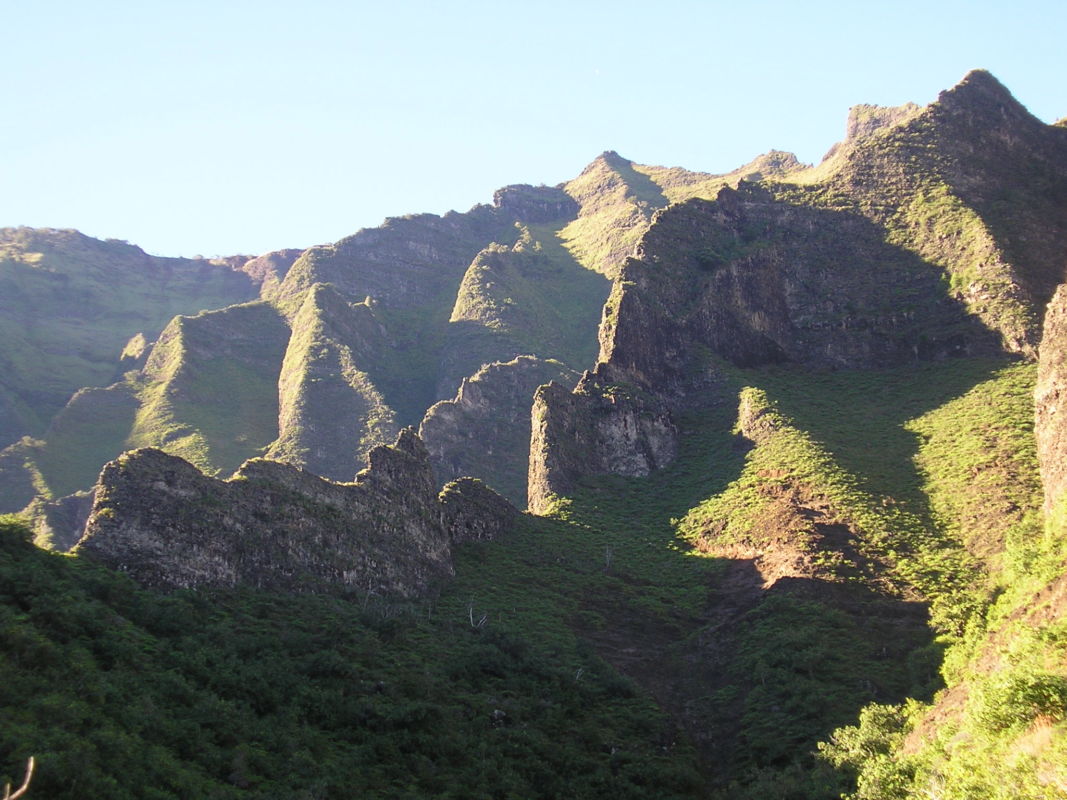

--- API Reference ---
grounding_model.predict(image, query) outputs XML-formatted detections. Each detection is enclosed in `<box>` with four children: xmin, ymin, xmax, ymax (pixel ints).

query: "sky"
<box><xmin>2</xmin><ymin>0</ymin><xmax>1065</xmax><ymax>258</ymax></box>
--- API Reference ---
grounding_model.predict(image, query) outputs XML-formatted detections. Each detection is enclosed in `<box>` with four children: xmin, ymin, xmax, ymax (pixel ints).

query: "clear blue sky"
<box><xmin>3</xmin><ymin>0</ymin><xmax>1064</xmax><ymax>257</ymax></box>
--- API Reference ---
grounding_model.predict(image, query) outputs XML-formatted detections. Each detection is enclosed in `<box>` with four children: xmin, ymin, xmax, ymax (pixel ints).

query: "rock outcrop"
<box><xmin>76</xmin><ymin>429</ymin><xmax>516</xmax><ymax>596</ymax></box>
<box><xmin>492</xmin><ymin>184</ymin><xmax>578</xmax><ymax>224</ymax></box>
<box><xmin>421</xmin><ymin>356</ymin><xmax>579</xmax><ymax>506</ymax></box>
<box><xmin>1037</xmin><ymin>284</ymin><xmax>1067</xmax><ymax>515</ymax></box>
<box><xmin>440</xmin><ymin>477</ymin><xmax>520</xmax><ymax>543</ymax></box>
<box><xmin>527</xmin><ymin>375</ymin><xmax>676</xmax><ymax>514</ymax></box>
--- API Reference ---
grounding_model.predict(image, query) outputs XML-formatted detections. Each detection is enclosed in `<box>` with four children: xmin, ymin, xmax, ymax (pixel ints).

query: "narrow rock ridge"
<box><xmin>76</xmin><ymin>429</ymin><xmax>517</xmax><ymax>596</ymax></box>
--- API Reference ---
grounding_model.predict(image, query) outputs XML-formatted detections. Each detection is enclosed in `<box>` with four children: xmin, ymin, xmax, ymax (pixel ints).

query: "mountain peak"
<box><xmin>596</xmin><ymin>150</ymin><xmax>633</xmax><ymax>169</ymax></box>
<box><xmin>934</xmin><ymin>68</ymin><xmax>1031</xmax><ymax>120</ymax></box>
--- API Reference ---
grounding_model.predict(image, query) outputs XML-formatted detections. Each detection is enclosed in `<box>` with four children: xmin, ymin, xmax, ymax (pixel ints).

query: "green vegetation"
<box><xmin>268</xmin><ymin>287</ymin><xmax>398</xmax><ymax>480</ymax></box>
<box><xmin>3</xmin><ymin>73</ymin><xmax>1066</xmax><ymax>798</ymax></box>
<box><xmin>794</xmin><ymin>357</ymin><xmax>1067</xmax><ymax>799</ymax></box>
<box><xmin>448</xmin><ymin>223</ymin><xmax>609</xmax><ymax>377</ymax></box>
<box><xmin>1</xmin><ymin>343</ymin><xmax>1062</xmax><ymax>798</ymax></box>
<box><xmin>0</xmin><ymin>229</ymin><xmax>259</xmax><ymax>441</ymax></box>
<box><xmin>0</xmin><ymin>513</ymin><xmax>703</xmax><ymax>799</ymax></box>
<box><xmin>560</xmin><ymin>152</ymin><xmax>669</xmax><ymax>278</ymax></box>
<box><xmin>16</xmin><ymin>303</ymin><xmax>292</xmax><ymax>499</ymax></box>
<box><xmin>566</xmin><ymin>355</ymin><xmax>1049</xmax><ymax>796</ymax></box>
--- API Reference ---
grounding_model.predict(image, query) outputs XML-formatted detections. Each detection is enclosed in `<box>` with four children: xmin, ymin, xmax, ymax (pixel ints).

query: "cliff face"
<box><xmin>420</xmin><ymin>356</ymin><xmax>579</xmax><ymax>506</ymax></box>
<box><xmin>600</xmin><ymin>184</ymin><xmax>998</xmax><ymax>390</ymax></box>
<box><xmin>529</xmin><ymin>71</ymin><xmax>1067</xmax><ymax>500</ymax></box>
<box><xmin>76</xmin><ymin>429</ymin><xmax>517</xmax><ymax>596</ymax></box>
<box><xmin>527</xmin><ymin>377</ymin><xmax>676</xmax><ymax>513</ymax></box>
<box><xmin>1037</xmin><ymin>284</ymin><xmax>1067</xmax><ymax>515</ymax></box>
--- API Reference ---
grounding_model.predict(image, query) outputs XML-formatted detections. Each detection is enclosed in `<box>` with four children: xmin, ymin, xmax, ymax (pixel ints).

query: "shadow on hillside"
<box><xmin>741</xmin><ymin>357</ymin><xmax>1013</xmax><ymax>536</ymax></box>
<box><xmin>571</xmin><ymin>551</ymin><xmax>938</xmax><ymax>794</ymax></box>
<box><xmin>547</xmin><ymin>371</ymin><xmax>990</xmax><ymax>794</ymax></box>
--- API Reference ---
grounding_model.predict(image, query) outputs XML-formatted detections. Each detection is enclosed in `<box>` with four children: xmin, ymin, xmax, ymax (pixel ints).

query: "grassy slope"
<box><xmin>0</xmin><ymin>512</ymin><xmax>704</xmax><ymax>799</ymax></box>
<box><xmin>819</xmin><ymin>364</ymin><xmax>1067</xmax><ymax>800</ymax></box>
<box><xmin>267</xmin><ymin>287</ymin><xmax>398</xmax><ymax>481</ymax></box>
<box><xmin>520</xmin><ymin>355</ymin><xmax>1044</xmax><ymax>796</ymax></box>
<box><xmin>22</xmin><ymin>302</ymin><xmax>291</xmax><ymax>498</ymax></box>
<box><xmin>445</xmin><ymin>223</ymin><xmax>609</xmax><ymax>384</ymax></box>
<box><xmin>124</xmin><ymin>303</ymin><xmax>290</xmax><ymax>478</ymax></box>
<box><xmin>0</xmin><ymin>355</ymin><xmax>1055</xmax><ymax>798</ymax></box>
<box><xmin>559</xmin><ymin>153</ymin><xmax>669</xmax><ymax>278</ymax></box>
<box><xmin>0</xmin><ymin>230</ymin><xmax>259</xmax><ymax>438</ymax></box>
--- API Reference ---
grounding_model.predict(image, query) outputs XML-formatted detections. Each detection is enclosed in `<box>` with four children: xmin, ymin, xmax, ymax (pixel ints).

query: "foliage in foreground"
<box><xmin>0</xmin><ymin>515</ymin><xmax>701</xmax><ymax>799</ymax></box>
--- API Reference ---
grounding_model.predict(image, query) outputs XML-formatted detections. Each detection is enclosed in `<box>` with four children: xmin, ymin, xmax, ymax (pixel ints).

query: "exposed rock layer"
<box><xmin>1037</xmin><ymin>284</ymin><xmax>1067</xmax><ymax>514</ymax></box>
<box><xmin>420</xmin><ymin>356</ymin><xmax>579</xmax><ymax>506</ymax></box>
<box><xmin>528</xmin><ymin>376</ymin><xmax>676</xmax><ymax>513</ymax></box>
<box><xmin>77</xmin><ymin>429</ymin><xmax>517</xmax><ymax>596</ymax></box>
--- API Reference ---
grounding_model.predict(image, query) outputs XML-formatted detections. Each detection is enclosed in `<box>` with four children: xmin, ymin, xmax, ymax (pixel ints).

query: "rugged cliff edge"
<box><xmin>75</xmin><ymin>429</ymin><xmax>517</xmax><ymax>596</ymax></box>
<box><xmin>1037</xmin><ymin>283</ymin><xmax>1067</xmax><ymax>516</ymax></box>
<box><xmin>420</xmin><ymin>356</ymin><xmax>580</xmax><ymax>506</ymax></box>
<box><xmin>528</xmin><ymin>375</ymin><xmax>677</xmax><ymax>513</ymax></box>
<box><xmin>529</xmin><ymin>71</ymin><xmax>1067</xmax><ymax>506</ymax></box>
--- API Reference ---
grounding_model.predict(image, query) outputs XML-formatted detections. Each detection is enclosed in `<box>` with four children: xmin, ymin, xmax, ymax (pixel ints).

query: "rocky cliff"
<box><xmin>76</xmin><ymin>429</ymin><xmax>517</xmax><ymax>596</ymax></box>
<box><xmin>1037</xmin><ymin>283</ymin><xmax>1067</xmax><ymax>515</ymax></box>
<box><xmin>421</xmin><ymin>356</ymin><xmax>580</xmax><ymax>506</ymax></box>
<box><xmin>527</xmin><ymin>375</ymin><xmax>676</xmax><ymax>513</ymax></box>
<box><xmin>528</xmin><ymin>71</ymin><xmax>1067</xmax><ymax>501</ymax></box>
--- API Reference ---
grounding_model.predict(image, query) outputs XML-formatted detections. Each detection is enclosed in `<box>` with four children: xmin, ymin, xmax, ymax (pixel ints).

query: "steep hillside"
<box><xmin>532</xmin><ymin>71</ymin><xmax>1067</xmax><ymax>505</ymax></box>
<box><xmin>0</xmin><ymin>228</ymin><xmax>289</xmax><ymax>447</ymax></box>
<box><xmin>265</xmin><ymin>286</ymin><xmax>397</xmax><ymax>482</ymax></box>
<box><xmin>2</xmin><ymin>69</ymin><xmax>1066</xmax><ymax>800</ymax></box>
<box><xmin>5</xmin><ymin>155</ymin><xmax>754</xmax><ymax>519</ymax></box>
<box><xmin>795</xmin><ymin>70</ymin><xmax>1067</xmax><ymax>355</ymax></box>
<box><xmin>3</xmin><ymin>302</ymin><xmax>291</xmax><ymax>505</ymax></box>
<box><xmin>819</xmin><ymin>287</ymin><xmax>1067</xmax><ymax>799</ymax></box>
<box><xmin>524</xmin><ymin>70</ymin><xmax>1067</xmax><ymax>797</ymax></box>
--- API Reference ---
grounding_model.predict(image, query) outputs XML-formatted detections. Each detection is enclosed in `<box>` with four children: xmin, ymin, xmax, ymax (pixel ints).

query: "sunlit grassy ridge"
<box><xmin>266</xmin><ymin>286</ymin><xmax>397</xmax><ymax>481</ymax></box>
<box><xmin>448</xmin><ymin>223</ymin><xmax>609</xmax><ymax>376</ymax></box>
<box><xmin>19</xmin><ymin>302</ymin><xmax>291</xmax><ymax>499</ymax></box>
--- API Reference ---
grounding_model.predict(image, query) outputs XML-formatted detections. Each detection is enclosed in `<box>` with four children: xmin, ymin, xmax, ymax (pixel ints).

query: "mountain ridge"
<box><xmin>2</xmin><ymin>69</ymin><xmax>1067</xmax><ymax>799</ymax></box>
